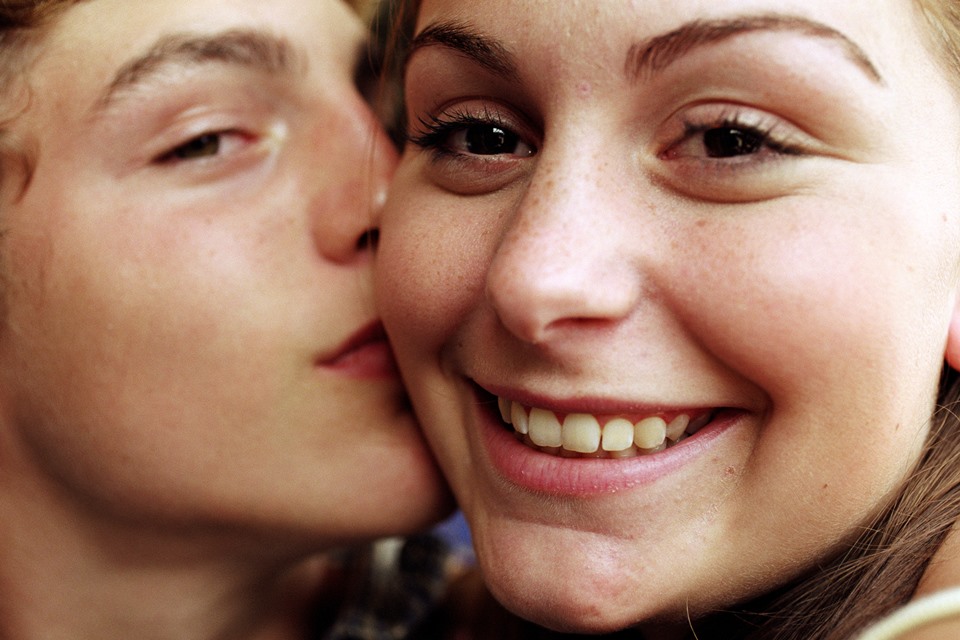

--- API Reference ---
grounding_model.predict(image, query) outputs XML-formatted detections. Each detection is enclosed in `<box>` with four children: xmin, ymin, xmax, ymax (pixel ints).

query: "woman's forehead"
<box><xmin>414</xmin><ymin>0</ymin><xmax>928</xmax><ymax>70</ymax></box>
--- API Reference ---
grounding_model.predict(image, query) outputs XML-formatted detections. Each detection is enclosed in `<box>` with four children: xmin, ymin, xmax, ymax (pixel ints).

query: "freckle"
<box><xmin>822</xmin><ymin>484</ymin><xmax>829</xmax><ymax>490</ymax></box>
<box><xmin>695</xmin><ymin>219</ymin><xmax>707</xmax><ymax>228</ymax></box>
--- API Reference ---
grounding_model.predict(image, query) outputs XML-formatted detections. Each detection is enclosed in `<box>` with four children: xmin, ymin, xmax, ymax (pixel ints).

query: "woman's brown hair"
<box><xmin>717</xmin><ymin>368</ymin><xmax>960</xmax><ymax>640</ymax></box>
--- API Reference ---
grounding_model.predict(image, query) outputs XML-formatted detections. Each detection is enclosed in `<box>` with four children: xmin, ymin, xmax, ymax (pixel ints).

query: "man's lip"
<box><xmin>317</xmin><ymin>321</ymin><xmax>398</xmax><ymax>377</ymax></box>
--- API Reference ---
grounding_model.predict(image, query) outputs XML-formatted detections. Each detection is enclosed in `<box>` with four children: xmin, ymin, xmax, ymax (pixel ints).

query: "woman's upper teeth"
<box><xmin>498</xmin><ymin>396</ymin><xmax>713</xmax><ymax>458</ymax></box>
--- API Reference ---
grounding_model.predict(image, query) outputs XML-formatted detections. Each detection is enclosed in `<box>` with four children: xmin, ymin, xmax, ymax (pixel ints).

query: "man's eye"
<box><xmin>146</xmin><ymin>126</ymin><xmax>266</xmax><ymax>179</ymax></box>
<box><xmin>165</xmin><ymin>133</ymin><xmax>222</xmax><ymax>161</ymax></box>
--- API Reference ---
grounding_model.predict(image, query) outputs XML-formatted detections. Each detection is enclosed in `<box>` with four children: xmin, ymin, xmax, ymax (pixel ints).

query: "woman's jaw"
<box><xmin>419</xmin><ymin>372</ymin><xmax>766</xmax><ymax>632</ymax></box>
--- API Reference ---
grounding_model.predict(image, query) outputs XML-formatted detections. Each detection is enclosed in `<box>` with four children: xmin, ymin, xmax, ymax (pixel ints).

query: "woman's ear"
<box><xmin>946</xmin><ymin>294</ymin><xmax>960</xmax><ymax>371</ymax></box>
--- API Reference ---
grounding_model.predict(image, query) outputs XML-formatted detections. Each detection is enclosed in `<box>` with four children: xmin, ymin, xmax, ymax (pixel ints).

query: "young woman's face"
<box><xmin>379</xmin><ymin>0</ymin><xmax>960</xmax><ymax>631</ymax></box>
<box><xmin>0</xmin><ymin>0</ymin><xmax>449</xmax><ymax>547</ymax></box>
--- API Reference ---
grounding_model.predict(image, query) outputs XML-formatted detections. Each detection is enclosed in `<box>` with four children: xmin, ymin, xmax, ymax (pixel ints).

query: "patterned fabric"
<box><xmin>320</xmin><ymin>534</ymin><xmax>462</xmax><ymax>640</ymax></box>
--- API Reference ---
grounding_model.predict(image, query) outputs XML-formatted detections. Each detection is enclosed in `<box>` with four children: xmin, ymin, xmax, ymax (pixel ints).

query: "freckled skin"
<box><xmin>378</xmin><ymin>0</ymin><xmax>960</xmax><ymax>634</ymax></box>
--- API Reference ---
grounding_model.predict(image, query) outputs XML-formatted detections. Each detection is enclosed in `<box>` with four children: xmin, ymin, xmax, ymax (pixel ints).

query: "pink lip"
<box><xmin>473</xmin><ymin>384</ymin><xmax>742</xmax><ymax>496</ymax></box>
<box><xmin>317</xmin><ymin>321</ymin><xmax>399</xmax><ymax>379</ymax></box>
<box><xmin>482</xmin><ymin>384</ymin><xmax>704</xmax><ymax>417</ymax></box>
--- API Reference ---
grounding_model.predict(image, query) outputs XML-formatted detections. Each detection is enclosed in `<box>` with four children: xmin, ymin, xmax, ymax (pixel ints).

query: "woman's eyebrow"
<box><xmin>409</xmin><ymin>14</ymin><xmax>882</xmax><ymax>88</ymax></box>
<box><xmin>93</xmin><ymin>29</ymin><xmax>304</xmax><ymax>113</ymax></box>
<box><xmin>626</xmin><ymin>14</ymin><xmax>884</xmax><ymax>84</ymax></box>
<box><xmin>406</xmin><ymin>20</ymin><xmax>518</xmax><ymax>79</ymax></box>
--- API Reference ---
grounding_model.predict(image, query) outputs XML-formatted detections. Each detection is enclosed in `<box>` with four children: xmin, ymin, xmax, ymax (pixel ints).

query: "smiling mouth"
<box><xmin>493</xmin><ymin>395</ymin><xmax>716</xmax><ymax>459</ymax></box>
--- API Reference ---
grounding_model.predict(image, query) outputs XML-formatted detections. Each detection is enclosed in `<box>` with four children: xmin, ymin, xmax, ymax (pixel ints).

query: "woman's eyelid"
<box><xmin>660</xmin><ymin>103</ymin><xmax>819</xmax><ymax>161</ymax></box>
<box><xmin>409</xmin><ymin>99</ymin><xmax>536</xmax><ymax>144</ymax></box>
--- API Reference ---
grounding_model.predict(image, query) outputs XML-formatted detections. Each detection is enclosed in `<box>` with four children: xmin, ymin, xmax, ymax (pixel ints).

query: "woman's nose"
<box><xmin>486</xmin><ymin>153</ymin><xmax>642</xmax><ymax>345</ymax></box>
<box><xmin>310</xmin><ymin>98</ymin><xmax>398</xmax><ymax>264</ymax></box>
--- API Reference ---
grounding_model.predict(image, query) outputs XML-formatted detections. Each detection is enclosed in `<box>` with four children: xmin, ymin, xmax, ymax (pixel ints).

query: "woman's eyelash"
<box><xmin>676</xmin><ymin>116</ymin><xmax>804</xmax><ymax>159</ymax></box>
<box><xmin>408</xmin><ymin>108</ymin><xmax>805</xmax><ymax>167</ymax></box>
<box><xmin>407</xmin><ymin>110</ymin><xmax>509</xmax><ymax>152</ymax></box>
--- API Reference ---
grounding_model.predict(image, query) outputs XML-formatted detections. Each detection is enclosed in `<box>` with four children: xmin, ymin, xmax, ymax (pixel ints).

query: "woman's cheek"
<box><xmin>381</xmin><ymin>177</ymin><xmax>495</xmax><ymax>349</ymax></box>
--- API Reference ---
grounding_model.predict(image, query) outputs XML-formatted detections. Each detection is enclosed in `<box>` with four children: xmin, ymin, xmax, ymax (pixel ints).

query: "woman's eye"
<box><xmin>450</xmin><ymin>124</ymin><xmax>533</xmax><ymax>157</ymax></box>
<box><xmin>407</xmin><ymin>111</ymin><xmax>539</xmax><ymax>195</ymax></box>
<box><xmin>654</xmin><ymin>110</ymin><xmax>817</xmax><ymax>203</ymax></box>
<box><xmin>410</xmin><ymin>114</ymin><xmax>537</xmax><ymax>160</ymax></box>
<box><xmin>663</xmin><ymin>118</ymin><xmax>801</xmax><ymax>165</ymax></box>
<box><xmin>702</xmin><ymin>126</ymin><xmax>765</xmax><ymax>158</ymax></box>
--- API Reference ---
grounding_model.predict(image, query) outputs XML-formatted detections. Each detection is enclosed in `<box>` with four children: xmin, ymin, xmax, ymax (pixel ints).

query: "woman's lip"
<box><xmin>478</xmin><ymin>382</ymin><xmax>716</xmax><ymax>416</ymax></box>
<box><xmin>317</xmin><ymin>321</ymin><xmax>399</xmax><ymax>379</ymax></box>
<box><xmin>472</xmin><ymin>384</ymin><xmax>743</xmax><ymax>495</ymax></box>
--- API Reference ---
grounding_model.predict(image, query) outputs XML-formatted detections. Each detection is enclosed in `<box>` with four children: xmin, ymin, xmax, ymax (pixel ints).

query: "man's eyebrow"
<box><xmin>95</xmin><ymin>29</ymin><xmax>302</xmax><ymax>111</ymax></box>
<box><xmin>406</xmin><ymin>20</ymin><xmax>518</xmax><ymax>79</ymax></box>
<box><xmin>626</xmin><ymin>14</ymin><xmax>884</xmax><ymax>84</ymax></box>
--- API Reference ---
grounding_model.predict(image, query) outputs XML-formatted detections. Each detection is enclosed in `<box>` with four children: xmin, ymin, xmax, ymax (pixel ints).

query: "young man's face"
<box><xmin>0</xmin><ymin>0</ymin><xmax>449</xmax><ymax>545</ymax></box>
